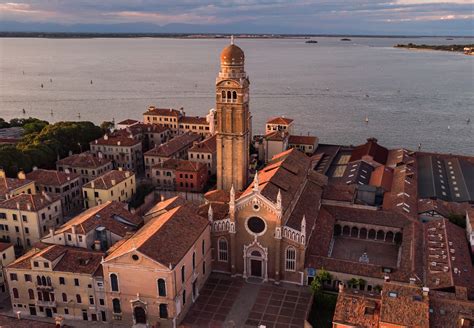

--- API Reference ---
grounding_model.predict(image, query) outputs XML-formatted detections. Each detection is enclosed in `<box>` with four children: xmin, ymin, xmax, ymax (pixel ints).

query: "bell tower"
<box><xmin>216</xmin><ymin>37</ymin><xmax>251</xmax><ymax>191</ymax></box>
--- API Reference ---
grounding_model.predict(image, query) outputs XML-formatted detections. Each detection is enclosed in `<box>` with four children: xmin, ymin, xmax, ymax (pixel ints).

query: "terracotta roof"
<box><xmin>117</xmin><ymin>119</ymin><xmax>139</xmax><ymax>125</ymax></box>
<box><xmin>418</xmin><ymin>199</ymin><xmax>471</xmax><ymax>218</ymax></box>
<box><xmin>0</xmin><ymin>314</ymin><xmax>58</xmax><ymax>328</ymax></box>
<box><xmin>288</xmin><ymin>135</ymin><xmax>318</xmax><ymax>146</ymax></box>
<box><xmin>8</xmin><ymin>244</ymin><xmax>103</xmax><ymax>274</ymax></box>
<box><xmin>424</xmin><ymin>219</ymin><xmax>474</xmax><ymax>293</ymax></box>
<box><xmin>198</xmin><ymin>203</ymin><xmax>229</xmax><ymax>222</ymax></box>
<box><xmin>386</xmin><ymin>148</ymin><xmax>415</xmax><ymax>168</ymax></box>
<box><xmin>179</xmin><ymin>116</ymin><xmax>208</xmax><ymax>125</ymax></box>
<box><xmin>0</xmin><ymin>176</ymin><xmax>33</xmax><ymax>197</ymax></box>
<box><xmin>240</xmin><ymin>148</ymin><xmax>326</xmax><ymax>230</ymax></box>
<box><xmin>205</xmin><ymin>189</ymin><xmax>233</xmax><ymax>204</ymax></box>
<box><xmin>429</xmin><ymin>290</ymin><xmax>474</xmax><ymax>328</ymax></box>
<box><xmin>120</xmin><ymin>123</ymin><xmax>170</xmax><ymax>135</ymax></box>
<box><xmin>91</xmin><ymin>134</ymin><xmax>141</xmax><ymax>147</ymax></box>
<box><xmin>323</xmin><ymin>205</ymin><xmax>409</xmax><ymax>229</ymax></box>
<box><xmin>56</xmin><ymin>152</ymin><xmax>112</xmax><ymax>169</ymax></box>
<box><xmin>143</xmin><ymin>106</ymin><xmax>181</xmax><ymax>117</ymax></box>
<box><xmin>144</xmin><ymin>133</ymin><xmax>201</xmax><ymax>158</ymax></box>
<box><xmin>26</xmin><ymin>168</ymin><xmax>80</xmax><ymax>186</ymax></box>
<box><xmin>145</xmin><ymin>196</ymin><xmax>187</xmax><ymax>219</ymax></box>
<box><xmin>369</xmin><ymin>165</ymin><xmax>393</xmax><ymax>191</ymax></box>
<box><xmin>379</xmin><ymin>282</ymin><xmax>429</xmax><ymax>327</ymax></box>
<box><xmin>322</xmin><ymin>183</ymin><xmax>357</xmax><ymax>202</ymax></box>
<box><xmin>83</xmin><ymin>170</ymin><xmax>133</xmax><ymax>190</ymax></box>
<box><xmin>0</xmin><ymin>193</ymin><xmax>60</xmax><ymax>212</ymax></box>
<box><xmin>350</xmin><ymin>137</ymin><xmax>388</xmax><ymax>165</ymax></box>
<box><xmin>333</xmin><ymin>288</ymin><xmax>381</xmax><ymax>327</ymax></box>
<box><xmin>382</xmin><ymin>163</ymin><xmax>418</xmax><ymax>219</ymax></box>
<box><xmin>52</xmin><ymin>201</ymin><xmax>141</xmax><ymax>237</ymax></box>
<box><xmin>0</xmin><ymin>242</ymin><xmax>13</xmax><ymax>252</ymax></box>
<box><xmin>106</xmin><ymin>204</ymin><xmax>209</xmax><ymax>268</ymax></box>
<box><xmin>189</xmin><ymin>135</ymin><xmax>216</xmax><ymax>154</ymax></box>
<box><xmin>175</xmin><ymin>160</ymin><xmax>207</xmax><ymax>173</ymax></box>
<box><xmin>267</xmin><ymin>117</ymin><xmax>294</xmax><ymax>125</ymax></box>
<box><xmin>264</xmin><ymin>131</ymin><xmax>288</xmax><ymax>142</ymax></box>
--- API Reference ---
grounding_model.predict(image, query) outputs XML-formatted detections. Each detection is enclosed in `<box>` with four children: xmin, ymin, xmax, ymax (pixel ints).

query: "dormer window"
<box><xmin>44</xmin><ymin>262</ymin><xmax>49</xmax><ymax>268</ymax></box>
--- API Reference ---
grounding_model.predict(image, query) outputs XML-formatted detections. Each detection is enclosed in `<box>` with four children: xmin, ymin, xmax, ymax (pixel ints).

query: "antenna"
<box><xmin>231</xmin><ymin>35</ymin><xmax>234</xmax><ymax>45</ymax></box>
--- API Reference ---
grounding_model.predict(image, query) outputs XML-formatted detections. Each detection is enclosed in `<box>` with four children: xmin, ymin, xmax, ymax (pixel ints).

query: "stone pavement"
<box><xmin>182</xmin><ymin>273</ymin><xmax>313</xmax><ymax>328</ymax></box>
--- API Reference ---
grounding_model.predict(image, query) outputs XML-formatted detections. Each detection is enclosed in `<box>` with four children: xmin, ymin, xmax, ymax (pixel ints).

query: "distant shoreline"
<box><xmin>0</xmin><ymin>32</ymin><xmax>473</xmax><ymax>39</ymax></box>
<box><xmin>394</xmin><ymin>43</ymin><xmax>474</xmax><ymax>55</ymax></box>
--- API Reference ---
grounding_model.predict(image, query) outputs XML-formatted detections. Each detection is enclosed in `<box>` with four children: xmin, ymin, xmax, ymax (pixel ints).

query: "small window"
<box><xmin>285</xmin><ymin>247</ymin><xmax>296</xmax><ymax>271</ymax></box>
<box><xmin>112</xmin><ymin>298</ymin><xmax>121</xmax><ymax>314</ymax></box>
<box><xmin>74</xmin><ymin>278</ymin><xmax>79</xmax><ymax>286</ymax></box>
<box><xmin>110</xmin><ymin>274</ymin><xmax>119</xmax><ymax>292</ymax></box>
<box><xmin>59</xmin><ymin>277</ymin><xmax>65</xmax><ymax>285</ymax></box>
<box><xmin>218</xmin><ymin>238</ymin><xmax>228</xmax><ymax>262</ymax></box>
<box><xmin>158</xmin><ymin>279</ymin><xmax>166</xmax><ymax>297</ymax></box>
<box><xmin>76</xmin><ymin>294</ymin><xmax>82</xmax><ymax>303</ymax></box>
<box><xmin>181</xmin><ymin>266</ymin><xmax>185</xmax><ymax>283</ymax></box>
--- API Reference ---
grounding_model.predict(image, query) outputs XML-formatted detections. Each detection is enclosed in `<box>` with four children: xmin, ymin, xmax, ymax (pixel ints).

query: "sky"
<box><xmin>0</xmin><ymin>0</ymin><xmax>473</xmax><ymax>35</ymax></box>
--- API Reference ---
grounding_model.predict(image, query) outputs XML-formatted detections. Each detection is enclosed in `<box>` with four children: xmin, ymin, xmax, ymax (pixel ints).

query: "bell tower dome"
<box><xmin>215</xmin><ymin>37</ymin><xmax>251</xmax><ymax>191</ymax></box>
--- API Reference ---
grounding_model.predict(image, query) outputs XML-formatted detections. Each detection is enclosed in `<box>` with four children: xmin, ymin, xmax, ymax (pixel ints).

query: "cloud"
<box><xmin>0</xmin><ymin>0</ymin><xmax>472</xmax><ymax>34</ymax></box>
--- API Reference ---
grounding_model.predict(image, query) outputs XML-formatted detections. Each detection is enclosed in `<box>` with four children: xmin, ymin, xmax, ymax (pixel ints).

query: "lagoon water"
<box><xmin>0</xmin><ymin>37</ymin><xmax>473</xmax><ymax>154</ymax></box>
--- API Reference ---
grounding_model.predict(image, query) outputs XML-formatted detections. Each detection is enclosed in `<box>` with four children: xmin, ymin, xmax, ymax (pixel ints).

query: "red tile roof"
<box><xmin>0</xmin><ymin>314</ymin><xmax>58</xmax><ymax>328</ymax></box>
<box><xmin>179</xmin><ymin>116</ymin><xmax>208</xmax><ymax>125</ymax></box>
<box><xmin>0</xmin><ymin>193</ymin><xmax>60</xmax><ymax>212</ymax></box>
<box><xmin>105</xmin><ymin>204</ymin><xmax>208</xmax><ymax>268</ymax></box>
<box><xmin>429</xmin><ymin>290</ymin><xmax>474</xmax><ymax>328</ymax></box>
<box><xmin>264</xmin><ymin>131</ymin><xmax>288</xmax><ymax>141</ymax></box>
<box><xmin>145</xmin><ymin>132</ymin><xmax>201</xmax><ymax>158</ymax></box>
<box><xmin>117</xmin><ymin>119</ymin><xmax>139</xmax><ymax>125</ymax></box>
<box><xmin>333</xmin><ymin>287</ymin><xmax>381</xmax><ymax>327</ymax></box>
<box><xmin>53</xmin><ymin>201</ymin><xmax>142</xmax><ymax>237</ymax></box>
<box><xmin>267</xmin><ymin>117</ymin><xmax>294</xmax><ymax>125</ymax></box>
<box><xmin>143</xmin><ymin>106</ymin><xmax>181</xmax><ymax>117</ymax></box>
<box><xmin>288</xmin><ymin>135</ymin><xmax>318</xmax><ymax>146</ymax></box>
<box><xmin>26</xmin><ymin>168</ymin><xmax>80</xmax><ymax>186</ymax></box>
<box><xmin>91</xmin><ymin>134</ymin><xmax>141</xmax><ymax>147</ymax></box>
<box><xmin>350</xmin><ymin>137</ymin><xmax>388</xmax><ymax>165</ymax></box>
<box><xmin>424</xmin><ymin>219</ymin><xmax>474</xmax><ymax>294</ymax></box>
<box><xmin>322</xmin><ymin>184</ymin><xmax>357</xmax><ymax>202</ymax></box>
<box><xmin>145</xmin><ymin>196</ymin><xmax>187</xmax><ymax>219</ymax></box>
<box><xmin>0</xmin><ymin>176</ymin><xmax>33</xmax><ymax>197</ymax></box>
<box><xmin>83</xmin><ymin>170</ymin><xmax>134</xmax><ymax>190</ymax></box>
<box><xmin>8</xmin><ymin>244</ymin><xmax>103</xmax><ymax>275</ymax></box>
<box><xmin>56</xmin><ymin>152</ymin><xmax>112</xmax><ymax>169</ymax></box>
<box><xmin>0</xmin><ymin>242</ymin><xmax>13</xmax><ymax>252</ymax></box>
<box><xmin>189</xmin><ymin>135</ymin><xmax>217</xmax><ymax>154</ymax></box>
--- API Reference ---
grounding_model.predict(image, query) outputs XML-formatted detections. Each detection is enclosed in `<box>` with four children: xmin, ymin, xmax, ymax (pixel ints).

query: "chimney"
<box><xmin>384</xmin><ymin>275</ymin><xmax>390</xmax><ymax>282</ymax></box>
<box><xmin>409</xmin><ymin>277</ymin><xmax>416</xmax><ymax>285</ymax></box>
<box><xmin>17</xmin><ymin>171</ymin><xmax>26</xmax><ymax>180</ymax></box>
<box><xmin>68</xmin><ymin>150</ymin><xmax>73</xmax><ymax>156</ymax></box>
<box><xmin>125</xmin><ymin>171</ymin><xmax>130</xmax><ymax>178</ymax></box>
<box><xmin>0</xmin><ymin>169</ymin><xmax>5</xmax><ymax>178</ymax></box>
<box><xmin>33</xmin><ymin>166</ymin><xmax>38</xmax><ymax>171</ymax></box>
<box><xmin>161</xmin><ymin>195</ymin><xmax>165</xmax><ymax>202</ymax></box>
<box><xmin>16</xmin><ymin>311</ymin><xmax>21</xmax><ymax>320</ymax></box>
<box><xmin>118</xmin><ymin>167</ymin><xmax>123</xmax><ymax>172</ymax></box>
<box><xmin>104</xmin><ymin>135</ymin><xmax>108</xmax><ymax>140</ymax></box>
<box><xmin>49</xmin><ymin>228</ymin><xmax>54</xmax><ymax>237</ymax></box>
<box><xmin>98</xmin><ymin>152</ymin><xmax>103</xmax><ymax>159</ymax></box>
<box><xmin>94</xmin><ymin>240</ymin><xmax>101</xmax><ymax>251</ymax></box>
<box><xmin>422</xmin><ymin>287</ymin><xmax>429</xmax><ymax>297</ymax></box>
<box><xmin>71</xmin><ymin>225</ymin><xmax>76</xmax><ymax>235</ymax></box>
<box><xmin>91</xmin><ymin>181</ymin><xmax>95</xmax><ymax>188</ymax></box>
<box><xmin>16</xmin><ymin>202</ymin><xmax>20</xmax><ymax>210</ymax></box>
<box><xmin>111</xmin><ymin>179</ymin><xmax>116</xmax><ymax>186</ymax></box>
<box><xmin>65</xmin><ymin>168</ymin><xmax>70</xmax><ymax>174</ymax></box>
<box><xmin>27</xmin><ymin>203</ymin><xmax>32</xmax><ymax>211</ymax></box>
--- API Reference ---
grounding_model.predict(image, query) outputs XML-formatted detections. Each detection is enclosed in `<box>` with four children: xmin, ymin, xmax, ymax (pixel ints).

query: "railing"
<box><xmin>36</xmin><ymin>300</ymin><xmax>56</xmax><ymax>307</ymax></box>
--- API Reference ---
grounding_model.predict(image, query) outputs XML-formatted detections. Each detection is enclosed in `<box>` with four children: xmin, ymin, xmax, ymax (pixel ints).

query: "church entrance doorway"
<box><xmin>134</xmin><ymin>306</ymin><xmax>146</xmax><ymax>324</ymax></box>
<box><xmin>250</xmin><ymin>259</ymin><xmax>262</xmax><ymax>277</ymax></box>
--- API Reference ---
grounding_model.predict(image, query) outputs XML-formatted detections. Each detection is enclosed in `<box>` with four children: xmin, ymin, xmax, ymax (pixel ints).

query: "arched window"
<box><xmin>285</xmin><ymin>247</ymin><xmax>296</xmax><ymax>271</ymax></box>
<box><xmin>159</xmin><ymin>304</ymin><xmax>168</xmax><ymax>318</ymax></box>
<box><xmin>221</xmin><ymin>91</ymin><xmax>226</xmax><ymax>100</ymax></box>
<box><xmin>37</xmin><ymin>291</ymin><xmax>43</xmax><ymax>301</ymax></box>
<box><xmin>28</xmin><ymin>289</ymin><xmax>34</xmax><ymax>300</ymax></box>
<box><xmin>12</xmin><ymin>288</ymin><xmax>19</xmax><ymax>298</ymax></box>
<box><xmin>232</xmin><ymin>91</ymin><xmax>237</xmax><ymax>101</ymax></box>
<box><xmin>202</xmin><ymin>239</ymin><xmax>205</xmax><ymax>255</ymax></box>
<box><xmin>41</xmin><ymin>276</ymin><xmax>46</xmax><ymax>286</ymax></box>
<box><xmin>157</xmin><ymin>279</ymin><xmax>166</xmax><ymax>297</ymax></box>
<box><xmin>37</xmin><ymin>276</ymin><xmax>42</xmax><ymax>285</ymax></box>
<box><xmin>76</xmin><ymin>294</ymin><xmax>82</xmax><ymax>303</ymax></box>
<box><xmin>62</xmin><ymin>293</ymin><xmax>67</xmax><ymax>302</ymax></box>
<box><xmin>110</xmin><ymin>273</ymin><xmax>119</xmax><ymax>292</ymax></box>
<box><xmin>218</xmin><ymin>238</ymin><xmax>228</xmax><ymax>262</ymax></box>
<box><xmin>192</xmin><ymin>252</ymin><xmax>196</xmax><ymax>270</ymax></box>
<box><xmin>46</xmin><ymin>276</ymin><xmax>52</xmax><ymax>286</ymax></box>
<box><xmin>181</xmin><ymin>266</ymin><xmax>185</xmax><ymax>283</ymax></box>
<box><xmin>112</xmin><ymin>298</ymin><xmax>121</xmax><ymax>314</ymax></box>
<box><xmin>227</xmin><ymin>91</ymin><xmax>231</xmax><ymax>100</ymax></box>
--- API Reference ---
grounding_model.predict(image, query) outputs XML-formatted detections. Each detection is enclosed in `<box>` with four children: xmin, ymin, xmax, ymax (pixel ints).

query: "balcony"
<box><xmin>35</xmin><ymin>283</ymin><xmax>54</xmax><ymax>291</ymax></box>
<box><xmin>36</xmin><ymin>300</ymin><xmax>56</xmax><ymax>307</ymax></box>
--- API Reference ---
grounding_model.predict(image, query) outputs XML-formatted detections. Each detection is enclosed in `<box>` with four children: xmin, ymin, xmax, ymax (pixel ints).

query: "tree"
<box><xmin>348</xmin><ymin>278</ymin><xmax>359</xmax><ymax>289</ymax></box>
<box><xmin>0</xmin><ymin>118</ymin><xmax>10</xmax><ymax>129</ymax></box>
<box><xmin>310</xmin><ymin>268</ymin><xmax>332</xmax><ymax>295</ymax></box>
<box><xmin>310</xmin><ymin>278</ymin><xmax>322</xmax><ymax>295</ymax></box>
<box><xmin>100</xmin><ymin>121</ymin><xmax>115</xmax><ymax>133</ymax></box>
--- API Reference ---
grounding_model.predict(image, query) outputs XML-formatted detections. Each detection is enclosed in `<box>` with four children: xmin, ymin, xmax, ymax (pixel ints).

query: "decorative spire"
<box><xmin>208</xmin><ymin>204</ymin><xmax>213</xmax><ymax>222</ymax></box>
<box><xmin>253</xmin><ymin>171</ymin><xmax>259</xmax><ymax>192</ymax></box>
<box><xmin>301</xmin><ymin>215</ymin><xmax>306</xmax><ymax>232</ymax></box>
<box><xmin>276</xmin><ymin>189</ymin><xmax>282</xmax><ymax>210</ymax></box>
<box><xmin>231</xmin><ymin>35</ymin><xmax>234</xmax><ymax>45</ymax></box>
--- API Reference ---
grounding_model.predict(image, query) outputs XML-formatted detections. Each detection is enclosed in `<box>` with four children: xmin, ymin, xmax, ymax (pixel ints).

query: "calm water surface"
<box><xmin>0</xmin><ymin>37</ymin><xmax>473</xmax><ymax>154</ymax></box>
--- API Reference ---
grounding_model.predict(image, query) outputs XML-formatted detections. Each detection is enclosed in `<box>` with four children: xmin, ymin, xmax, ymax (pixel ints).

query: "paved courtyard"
<box><xmin>331</xmin><ymin>236</ymin><xmax>399</xmax><ymax>267</ymax></box>
<box><xmin>182</xmin><ymin>274</ymin><xmax>313</xmax><ymax>328</ymax></box>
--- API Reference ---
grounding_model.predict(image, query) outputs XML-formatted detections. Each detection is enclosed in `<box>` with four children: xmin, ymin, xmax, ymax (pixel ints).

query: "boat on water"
<box><xmin>305</xmin><ymin>40</ymin><xmax>318</xmax><ymax>44</ymax></box>
<box><xmin>341</xmin><ymin>38</ymin><xmax>351</xmax><ymax>41</ymax></box>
